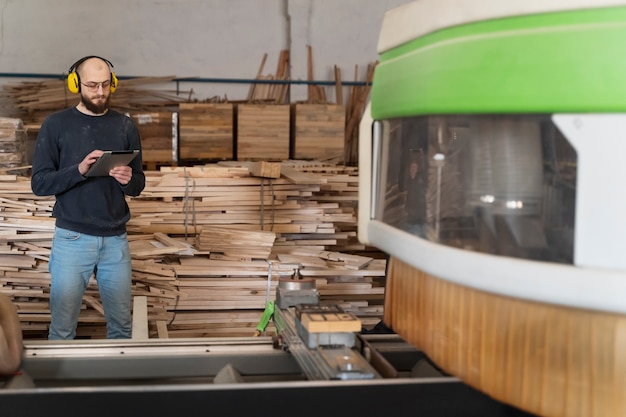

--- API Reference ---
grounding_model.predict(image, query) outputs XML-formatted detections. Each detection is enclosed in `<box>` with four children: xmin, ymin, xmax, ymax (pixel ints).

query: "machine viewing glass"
<box><xmin>373</xmin><ymin>114</ymin><xmax>577</xmax><ymax>264</ymax></box>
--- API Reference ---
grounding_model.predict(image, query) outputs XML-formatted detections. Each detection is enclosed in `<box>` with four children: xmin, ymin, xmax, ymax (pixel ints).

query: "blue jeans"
<box><xmin>48</xmin><ymin>227</ymin><xmax>132</xmax><ymax>340</ymax></box>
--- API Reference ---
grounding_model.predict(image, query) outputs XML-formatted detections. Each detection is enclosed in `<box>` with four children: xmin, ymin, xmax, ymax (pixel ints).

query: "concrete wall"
<box><xmin>0</xmin><ymin>0</ymin><xmax>409</xmax><ymax>103</ymax></box>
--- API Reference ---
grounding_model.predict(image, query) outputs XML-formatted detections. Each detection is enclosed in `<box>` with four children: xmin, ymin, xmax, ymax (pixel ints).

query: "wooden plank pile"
<box><xmin>1</xmin><ymin>52</ymin><xmax>376</xmax><ymax>167</ymax></box>
<box><xmin>292</xmin><ymin>104</ymin><xmax>345</xmax><ymax>161</ymax></box>
<box><xmin>0</xmin><ymin>175</ymin><xmax>55</xmax><ymax>336</ymax></box>
<box><xmin>236</xmin><ymin>104</ymin><xmax>290</xmax><ymax>161</ymax></box>
<box><xmin>0</xmin><ymin>161</ymin><xmax>386</xmax><ymax>339</ymax></box>
<box><xmin>178</xmin><ymin>103</ymin><xmax>234</xmax><ymax>161</ymax></box>
<box><xmin>195</xmin><ymin>226</ymin><xmax>276</xmax><ymax>259</ymax></box>
<box><xmin>128</xmin><ymin>112</ymin><xmax>177</xmax><ymax>167</ymax></box>
<box><xmin>0</xmin><ymin>117</ymin><xmax>28</xmax><ymax>169</ymax></box>
<box><xmin>1</xmin><ymin>76</ymin><xmax>189</xmax><ymax>126</ymax></box>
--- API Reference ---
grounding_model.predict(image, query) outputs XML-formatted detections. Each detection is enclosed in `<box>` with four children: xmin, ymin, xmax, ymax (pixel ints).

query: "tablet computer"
<box><xmin>85</xmin><ymin>150</ymin><xmax>140</xmax><ymax>177</ymax></box>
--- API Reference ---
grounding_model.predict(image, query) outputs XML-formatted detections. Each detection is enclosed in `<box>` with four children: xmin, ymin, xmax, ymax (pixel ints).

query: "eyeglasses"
<box><xmin>81</xmin><ymin>80</ymin><xmax>111</xmax><ymax>92</ymax></box>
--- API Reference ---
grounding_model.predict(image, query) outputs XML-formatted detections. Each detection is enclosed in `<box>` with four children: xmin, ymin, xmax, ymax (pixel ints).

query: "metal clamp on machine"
<box><xmin>274</xmin><ymin>275</ymin><xmax>319</xmax><ymax>309</ymax></box>
<box><xmin>270</xmin><ymin>275</ymin><xmax>379</xmax><ymax>381</ymax></box>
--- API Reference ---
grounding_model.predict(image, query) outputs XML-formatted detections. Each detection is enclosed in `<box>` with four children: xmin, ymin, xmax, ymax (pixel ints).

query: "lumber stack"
<box><xmin>178</xmin><ymin>103</ymin><xmax>234</xmax><ymax>161</ymax></box>
<box><xmin>129</xmin><ymin>112</ymin><xmax>176</xmax><ymax>166</ymax></box>
<box><xmin>1</xmin><ymin>76</ymin><xmax>188</xmax><ymax>126</ymax></box>
<box><xmin>236</xmin><ymin>104</ymin><xmax>290</xmax><ymax>161</ymax></box>
<box><xmin>278</xmin><ymin>160</ymin><xmax>372</xmax><ymax>255</ymax></box>
<box><xmin>195</xmin><ymin>226</ymin><xmax>276</xmax><ymax>259</ymax></box>
<box><xmin>0</xmin><ymin>175</ymin><xmax>55</xmax><ymax>336</ymax></box>
<box><xmin>292</xmin><ymin>104</ymin><xmax>345</xmax><ymax>161</ymax></box>
<box><xmin>0</xmin><ymin>117</ymin><xmax>28</xmax><ymax>169</ymax></box>
<box><xmin>0</xmin><ymin>161</ymin><xmax>386</xmax><ymax>339</ymax></box>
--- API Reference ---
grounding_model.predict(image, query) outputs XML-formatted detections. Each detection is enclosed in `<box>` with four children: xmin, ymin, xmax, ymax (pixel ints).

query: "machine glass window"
<box><xmin>374</xmin><ymin>115</ymin><xmax>577</xmax><ymax>264</ymax></box>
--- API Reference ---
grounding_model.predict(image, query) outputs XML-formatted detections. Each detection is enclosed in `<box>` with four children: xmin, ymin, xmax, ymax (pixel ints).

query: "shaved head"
<box><xmin>77</xmin><ymin>57</ymin><xmax>112</xmax><ymax>115</ymax></box>
<box><xmin>77</xmin><ymin>57</ymin><xmax>110</xmax><ymax>77</ymax></box>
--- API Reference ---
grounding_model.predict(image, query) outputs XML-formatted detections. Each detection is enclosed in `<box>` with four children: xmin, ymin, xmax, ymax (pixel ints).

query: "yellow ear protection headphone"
<box><xmin>67</xmin><ymin>55</ymin><xmax>118</xmax><ymax>94</ymax></box>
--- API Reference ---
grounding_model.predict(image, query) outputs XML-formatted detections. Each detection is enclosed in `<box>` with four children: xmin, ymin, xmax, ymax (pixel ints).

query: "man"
<box><xmin>404</xmin><ymin>149</ymin><xmax>427</xmax><ymax>238</ymax></box>
<box><xmin>31</xmin><ymin>56</ymin><xmax>145</xmax><ymax>340</ymax></box>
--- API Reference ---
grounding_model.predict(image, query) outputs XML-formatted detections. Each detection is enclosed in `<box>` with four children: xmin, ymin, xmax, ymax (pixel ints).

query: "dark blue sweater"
<box><xmin>31</xmin><ymin>107</ymin><xmax>145</xmax><ymax>236</ymax></box>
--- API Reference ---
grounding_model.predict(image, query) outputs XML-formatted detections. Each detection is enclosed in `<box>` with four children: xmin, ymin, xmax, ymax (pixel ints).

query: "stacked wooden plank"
<box><xmin>178</xmin><ymin>103</ymin><xmax>234</xmax><ymax>161</ymax></box>
<box><xmin>1</xmin><ymin>76</ymin><xmax>188</xmax><ymax>126</ymax></box>
<box><xmin>0</xmin><ymin>175</ymin><xmax>55</xmax><ymax>336</ymax></box>
<box><xmin>129</xmin><ymin>112</ymin><xmax>176</xmax><ymax>166</ymax></box>
<box><xmin>129</xmin><ymin>162</ymin><xmax>385</xmax><ymax>336</ymax></box>
<box><xmin>292</xmin><ymin>104</ymin><xmax>345</xmax><ymax>161</ymax></box>
<box><xmin>278</xmin><ymin>160</ymin><xmax>376</xmax><ymax>256</ymax></box>
<box><xmin>236</xmin><ymin>104</ymin><xmax>290</xmax><ymax>161</ymax></box>
<box><xmin>0</xmin><ymin>117</ymin><xmax>28</xmax><ymax>169</ymax></box>
<box><xmin>0</xmin><ymin>161</ymin><xmax>386</xmax><ymax>339</ymax></box>
<box><xmin>195</xmin><ymin>226</ymin><xmax>276</xmax><ymax>259</ymax></box>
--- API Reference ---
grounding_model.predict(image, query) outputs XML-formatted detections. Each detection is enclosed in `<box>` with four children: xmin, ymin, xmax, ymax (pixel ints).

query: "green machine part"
<box><xmin>254</xmin><ymin>300</ymin><xmax>275</xmax><ymax>336</ymax></box>
<box><xmin>371</xmin><ymin>6</ymin><xmax>626</xmax><ymax>120</ymax></box>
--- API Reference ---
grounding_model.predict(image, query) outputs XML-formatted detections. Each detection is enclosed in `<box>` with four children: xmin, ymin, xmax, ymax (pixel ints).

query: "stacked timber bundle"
<box><xmin>1</xmin><ymin>76</ymin><xmax>189</xmax><ymax>126</ymax></box>
<box><xmin>128</xmin><ymin>112</ymin><xmax>177</xmax><ymax>168</ymax></box>
<box><xmin>0</xmin><ymin>117</ymin><xmax>28</xmax><ymax>171</ymax></box>
<box><xmin>291</xmin><ymin>104</ymin><xmax>345</xmax><ymax>162</ymax></box>
<box><xmin>278</xmin><ymin>160</ymin><xmax>375</xmax><ymax>256</ymax></box>
<box><xmin>178</xmin><ymin>102</ymin><xmax>234</xmax><ymax>161</ymax></box>
<box><xmin>244</xmin><ymin>47</ymin><xmax>376</xmax><ymax>166</ymax></box>
<box><xmin>236</xmin><ymin>104</ymin><xmax>291</xmax><ymax>161</ymax></box>
<box><xmin>195</xmin><ymin>226</ymin><xmax>276</xmax><ymax>259</ymax></box>
<box><xmin>0</xmin><ymin>175</ymin><xmax>55</xmax><ymax>336</ymax></box>
<box><xmin>0</xmin><ymin>161</ymin><xmax>386</xmax><ymax>339</ymax></box>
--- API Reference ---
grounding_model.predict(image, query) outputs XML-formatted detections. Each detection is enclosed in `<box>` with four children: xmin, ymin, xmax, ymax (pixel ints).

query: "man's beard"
<box><xmin>80</xmin><ymin>93</ymin><xmax>110</xmax><ymax>115</ymax></box>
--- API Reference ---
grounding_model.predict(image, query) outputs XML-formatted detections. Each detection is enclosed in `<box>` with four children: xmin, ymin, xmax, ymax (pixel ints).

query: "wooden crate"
<box><xmin>178</xmin><ymin>103</ymin><xmax>233</xmax><ymax>161</ymax></box>
<box><xmin>129</xmin><ymin>112</ymin><xmax>176</xmax><ymax>164</ymax></box>
<box><xmin>292</xmin><ymin>104</ymin><xmax>345</xmax><ymax>160</ymax></box>
<box><xmin>237</xmin><ymin>104</ymin><xmax>290</xmax><ymax>161</ymax></box>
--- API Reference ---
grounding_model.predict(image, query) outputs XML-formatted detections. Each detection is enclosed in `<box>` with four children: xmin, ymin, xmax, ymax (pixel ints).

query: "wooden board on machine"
<box><xmin>296</xmin><ymin>304</ymin><xmax>362</xmax><ymax>333</ymax></box>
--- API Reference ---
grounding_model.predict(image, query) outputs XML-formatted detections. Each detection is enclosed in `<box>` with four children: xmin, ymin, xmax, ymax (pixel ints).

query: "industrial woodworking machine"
<box><xmin>357</xmin><ymin>0</ymin><xmax>626</xmax><ymax>416</ymax></box>
<box><xmin>1</xmin><ymin>277</ymin><xmax>534</xmax><ymax>416</ymax></box>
